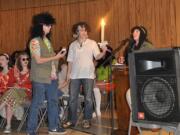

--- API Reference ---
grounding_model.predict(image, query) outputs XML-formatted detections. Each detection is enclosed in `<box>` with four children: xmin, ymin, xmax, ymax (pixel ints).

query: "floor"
<box><xmin>0</xmin><ymin>110</ymin><xmax>118</xmax><ymax>135</ymax></box>
<box><xmin>0</xmin><ymin>110</ymin><xmax>176</xmax><ymax>135</ymax></box>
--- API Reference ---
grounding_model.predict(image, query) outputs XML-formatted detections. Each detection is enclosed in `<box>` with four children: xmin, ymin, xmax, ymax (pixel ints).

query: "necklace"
<box><xmin>77</xmin><ymin>38</ymin><xmax>87</xmax><ymax>49</ymax></box>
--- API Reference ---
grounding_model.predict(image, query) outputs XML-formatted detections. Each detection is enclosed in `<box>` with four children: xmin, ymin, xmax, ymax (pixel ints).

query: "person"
<box><xmin>57</xmin><ymin>58</ymin><xmax>69</xmax><ymax>119</ymax></box>
<box><xmin>121</xmin><ymin>25</ymin><xmax>153</xmax><ymax>65</ymax></box>
<box><xmin>0</xmin><ymin>53</ymin><xmax>10</xmax><ymax>96</ymax></box>
<box><xmin>10</xmin><ymin>50</ymin><xmax>22</xmax><ymax>66</ymax></box>
<box><xmin>120</xmin><ymin>26</ymin><xmax>161</xmax><ymax>132</ymax></box>
<box><xmin>123</xmin><ymin>25</ymin><xmax>153</xmax><ymax>104</ymax></box>
<box><xmin>63</xmin><ymin>22</ymin><xmax>107</xmax><ymax>129</ymax></box>
<box><xmin>0</xmin><ymin>51</ymin><xmax>32</xmax><ymax>134</ymax></box>
<box><xmin>58</xmin><ymin>58</ymin><xmax>69</xmax><ymax>96</ymax></box>
<box><xmin>26</xmin><ymin>12</ymin><xmax>67</xmax><ymax>135</ymax></box>
<box><xmin>94</xmin><ymin>45</ymin><xmax>115</xmax><ymax>117</ymax></box>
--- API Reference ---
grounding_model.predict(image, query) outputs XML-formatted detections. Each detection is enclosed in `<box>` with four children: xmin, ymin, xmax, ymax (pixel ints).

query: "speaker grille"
<box><xmin>141</xmin><ymin>77</ymin><xmax>175</xmax><ymax>119</ymax></box>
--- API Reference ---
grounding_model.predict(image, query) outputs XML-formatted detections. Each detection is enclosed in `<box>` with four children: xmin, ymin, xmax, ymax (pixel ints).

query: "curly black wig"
<box><xmin>30</xmin><ymin>12</ymin><xmax>56</xmax><ymax>39</ymax></box>
<box><xmin>32</xmin><ymin>12</ymin><xmax>56</xmax><ymax>25</ymax></box>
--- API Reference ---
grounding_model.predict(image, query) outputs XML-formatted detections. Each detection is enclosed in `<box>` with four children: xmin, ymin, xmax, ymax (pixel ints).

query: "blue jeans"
<box><xmin>69</xmin><ymin>79</ymin><xmax>94</xmax><ymax>124</ymax></box>
<box><xmin>58</xmin><ymin>89</ymin><xmax>64</xmax><ymax>97</ymax></box>
<box><xmin>27</xmin><ymin>80</ymin><xmax>59</xmax><ymax>134</ymax></box>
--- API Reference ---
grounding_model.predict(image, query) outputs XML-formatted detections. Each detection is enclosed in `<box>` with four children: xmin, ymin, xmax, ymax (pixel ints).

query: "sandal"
<box><xmin>63</xmin><ymin>121</ymin><xmax>75</xmax><ymax>128</ymax></box>
<box><xmin>82</xmin><ymin>120</ymin><xmax>91</xmax><ymax>129</ymax></box>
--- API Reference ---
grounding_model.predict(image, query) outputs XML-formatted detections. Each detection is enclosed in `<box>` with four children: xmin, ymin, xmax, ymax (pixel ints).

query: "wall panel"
<box><xmin>0</xmin><ymin>0</ymin><xmax>179</xmax><ymax>54</ymax></box>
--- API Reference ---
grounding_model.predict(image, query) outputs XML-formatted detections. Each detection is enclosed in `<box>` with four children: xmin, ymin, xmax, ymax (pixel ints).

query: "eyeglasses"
<box><xmin>21</xmin><ymin>58</ymin><xmax>29</xmax><ymax>61</ymax></box>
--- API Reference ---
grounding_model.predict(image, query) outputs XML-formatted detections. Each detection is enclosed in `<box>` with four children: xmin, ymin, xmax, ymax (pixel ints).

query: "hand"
<box><xmin>60</xmin><ymin>81</ymin><xmax>68</xmax><ymax>89</ymax></box>
<box><xmin>98</xmin><ymin>41</ymin><xmax>108</xmax><ymax>48</ymax></box>
<box><xmin>56</xmin><ymin>50</ymin><xmax>66</xmax><ymax>59</ymax></box>
<box><xmin>101</xmin><ymin>45</ymin><xmax>108</xmax><ymax>53</ymax></box>
<box><xmin>98</xmin><ymin>41</ymin><xmax>108</xmax><ymax>53</ymax></box>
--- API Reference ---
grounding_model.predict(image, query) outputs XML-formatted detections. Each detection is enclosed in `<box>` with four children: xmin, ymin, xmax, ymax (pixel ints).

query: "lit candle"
<box><xmin>101</xmin><ymin>18</ymin><xmax>106</xmax><ymax>42</ymax></box>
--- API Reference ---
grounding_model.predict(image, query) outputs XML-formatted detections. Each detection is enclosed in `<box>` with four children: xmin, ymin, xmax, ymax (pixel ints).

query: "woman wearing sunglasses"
<box><xmin>0</xmin><ymin>51</ymin><xmax>32</xmax><ymax>134</ymax></box>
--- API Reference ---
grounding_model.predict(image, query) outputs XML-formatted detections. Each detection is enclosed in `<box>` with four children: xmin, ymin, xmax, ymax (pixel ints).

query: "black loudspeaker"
<box><xmin>128</xmin><ymin>48</ymin><xmax>180</xmax><ymax>125</ymax></box>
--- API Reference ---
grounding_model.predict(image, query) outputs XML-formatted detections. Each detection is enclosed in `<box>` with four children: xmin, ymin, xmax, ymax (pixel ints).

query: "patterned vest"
<box><xmin>30</xmin><ymin>37</ymin><xmax>58</xmax><ymax>84</ymax></box>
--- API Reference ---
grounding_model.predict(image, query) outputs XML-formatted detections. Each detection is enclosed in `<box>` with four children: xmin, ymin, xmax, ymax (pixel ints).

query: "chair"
<box><xmin>0</xmin><ymin>101</ymin><xmax>31</xmax><ymax>131</ymax></box>
<box><xmin>60</xmin><ymin>94</ymin><xmax>86</xmax><ymax>126</ymax></box>
<box><xmin>60</xmin><ymin>92</ymin><xmax>98</xmax><ymax>127</ymax></box>
<box><xmin>0</xmin><ymin>117</ymin><xmax>6</xmax><ymax>128</ymax></box>
<box><xmin>96</xmin><ymin>81</ymin><xmax>115</xmax><ymax>112</ymax></box>
<box><xmin>59</xmin><ymin>94</ymin><xmax>69</xmax><ymax>122</ymax></box>
<box><xmin>17</xmin><ymin>100</ymin><xmax>47</xmax><ymax>132</ymax></box>
<box><xmin>36</xmin><ymin>100</ymin><xmax>48</xmax><ymax>131</ymax></box>
<box><xmin>126</xmin><ymin>89</ymin><xmax>177</xmax><ymax>135</ymax></box>
<box><xmin>17</xmin><ymin>100</ymin><xmax>31</xmax><ymax>131</ymax></box>
<box><xmin>76</xmin><ymin>92</ymin><xmax>99</xmax><ymax>125</ymax></box>
<box><xmin>75</xmin><ymin>94</ymin><xmax>85</xmax><ymax>126</ymax></box>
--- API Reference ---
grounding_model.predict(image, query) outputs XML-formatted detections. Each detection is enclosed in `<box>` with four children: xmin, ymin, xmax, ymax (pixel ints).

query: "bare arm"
<box><xmin>95</xmin><ymin>46</ymin><xmax>107</xmax><ymax>60</ymax></box>
<box><xmin>30</xmin><ymin>38</ymin><xmax>66</xmax><ymax>64</ymax></box>
<box><xmin>66</xmin><ymin>62</ymin><xmax>72</xmax><ymax>82</ymax></box>
<box><xmin>32</xmin><ymin>50</ymin><xmax>66</xmax><ymax>64</ymax></box>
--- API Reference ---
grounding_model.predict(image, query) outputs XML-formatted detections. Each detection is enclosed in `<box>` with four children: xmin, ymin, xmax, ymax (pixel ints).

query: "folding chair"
<box><xmin>36</xmin><ymin>100</ymin><xmax>48</xmax><ymax>131</ymax></box>
<box><xmin>60</xmin><ymin>92</ymin><xmax>97</xmax><ymax>128</ymax></box>
<box><xmin>0</xmin><ymin>117</ymin><xmax>6</xmax><ymax>128</ymax></box>
<box><xmin>59</xmin><ymin>94</ymin><xmax>85</xmax><ymax>126</ymax></box>
<box><xmin>96</xmin><ymin>81</ymin><xmax>115</xmax><ymax>112</ymax></box>
<box><xmin>17</xmin><ymin>100</ymin><xmax>48</xmax><ymax>132</ymax></box>
<box><xmin>76</xmin><ymin>91</ymin><xmax>99</xmax><ymax>125</ymax></box>
<box><xmin>0</xmin><ymin>101</ymin><xmax>30</xmax><ymax>131</ymax></box>
<box><xmin>17</xmin><ymin>100</ymin><xmax>31</xmax><ymax>131</ymax></box>
<box><xmin>59</xmin><ymin>94</ymin><xmax>69</xmax><ymax>122</ymax></box>
<box><xmin>75</xmin><ymin>94</ymin><xmax>85</xmax><ymax>126</ymax></box>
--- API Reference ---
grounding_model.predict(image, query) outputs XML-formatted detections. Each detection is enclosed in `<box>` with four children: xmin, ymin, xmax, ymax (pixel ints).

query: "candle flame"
<box><xmin>101</xmin><ymin>18</ymin><xmax>106</xmax><ymax>27</ymax></box>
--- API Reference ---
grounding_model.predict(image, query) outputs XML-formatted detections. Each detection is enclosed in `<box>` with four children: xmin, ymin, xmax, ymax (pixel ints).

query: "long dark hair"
<box><xmin>0</xmin><ymin>53</ymin><xmax>10</xmax><ymax>72</ymax></box>
<box><xmin>16</xmin><ymin>51</ymin><xmax>30</xmax><ymax>72</ymax></box>
<box><xmin>124</xmin><ymin>25</ymin><xmax>151</xmax><ymax>65</ymax></box>
<box><xmin>129</xmin><ymin>25</ymin><xmax>151</xmax><ymax>50</ymax></box>
<box><xmin>10</xmin><ymin>50</ymin><xmax>22</xmax><ymax>66</ymax></box>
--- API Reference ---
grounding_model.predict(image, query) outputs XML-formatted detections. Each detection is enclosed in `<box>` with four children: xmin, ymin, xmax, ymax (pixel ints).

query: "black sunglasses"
<box><xmin>21</xmin><ymin>58</ymin><xmax>29</xmax><ymax>61</ymax></box>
